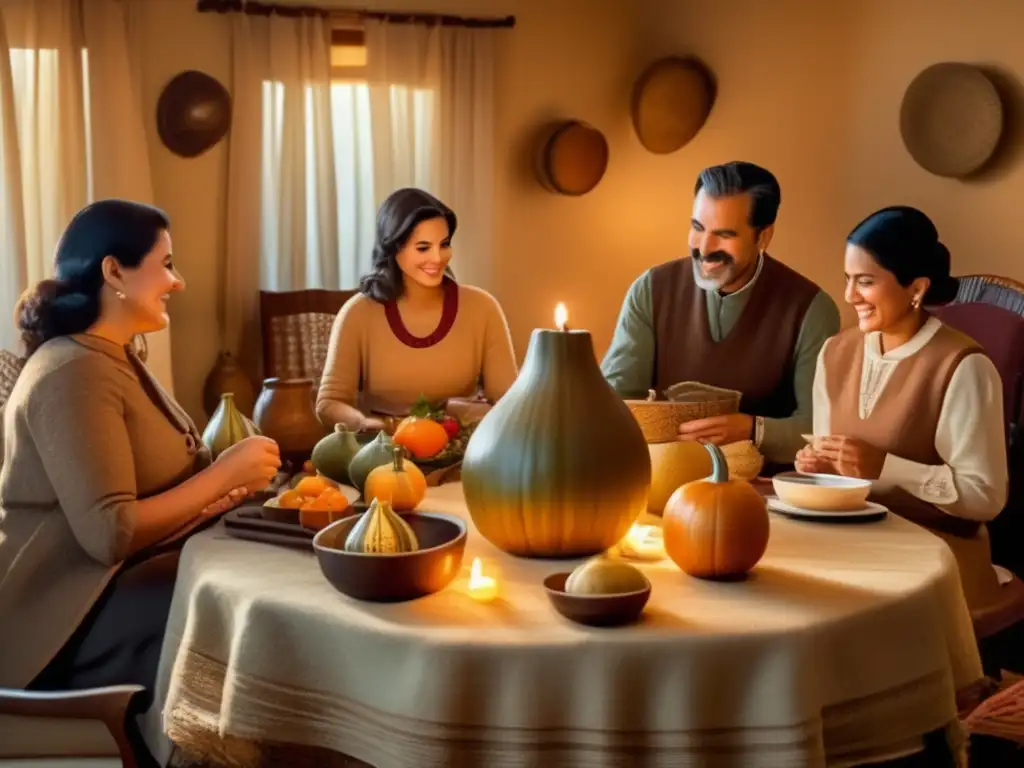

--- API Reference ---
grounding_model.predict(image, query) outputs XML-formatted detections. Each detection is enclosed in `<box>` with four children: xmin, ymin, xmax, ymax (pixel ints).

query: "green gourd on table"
<box><xmin>460</xmin><ymin>326</ymin><xmax>651</xmax><ymax>558</ymax></box>
<box><xmin>343</xmin><ymin>497</ymin><xmax>420</xmax><ymax>554</ymax></box>
<box><xmin>348</xmin><ymin>430</ymin><xmax>396</xmax><ymax>495</ymax></box>
<box><xmin>311</xmin><ymin>424</ymin><xmax>362</xmax><ymax>484</ymax></box>
<box><xmin>202</xmin><ymin>392</ymin><xmax>260</xmax><ymax>459</ymax></box>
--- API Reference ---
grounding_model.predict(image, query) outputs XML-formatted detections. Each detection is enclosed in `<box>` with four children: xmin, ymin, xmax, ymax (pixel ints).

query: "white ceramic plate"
<box><xmin>766</xmin><ymin>495</ymin><xmax>888</xmax><ymax>520</ymax></box>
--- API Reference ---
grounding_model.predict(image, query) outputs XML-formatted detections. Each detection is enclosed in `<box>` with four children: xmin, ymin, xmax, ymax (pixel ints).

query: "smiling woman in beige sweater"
<box><xmin>317</xmin><ymin>188</ymin><xmax>518</xmax><ymax>430</ymax></box>
<box><xmin>0</xmin><ymin>201</ymin><xmax>280</xmax><ymax>724</ymax></box>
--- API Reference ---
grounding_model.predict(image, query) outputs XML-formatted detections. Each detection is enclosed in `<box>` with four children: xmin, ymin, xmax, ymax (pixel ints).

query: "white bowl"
<box><xmin>772</xmin><ymin>472</ymin><xmax>872</xmax><ymax>512</ymax></box>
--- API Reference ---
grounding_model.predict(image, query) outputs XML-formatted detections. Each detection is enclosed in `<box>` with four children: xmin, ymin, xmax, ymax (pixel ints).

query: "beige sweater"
<box><xmin>0</xmin><ymin>334</ymin><xmax>209</xmax><ymax>688</ymax></box>
<box><xmin>317</xmin><ymin>283</ymin><xmax>517</xmax><ymax>423</ymax></box>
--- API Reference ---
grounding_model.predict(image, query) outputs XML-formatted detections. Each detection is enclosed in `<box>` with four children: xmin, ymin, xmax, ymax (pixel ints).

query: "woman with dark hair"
<box><xmin>317</xmin><ymin>188</ymin><xmax>517</xmax><ymax>429</ymax></box>
<box><xmin>0</xmin><ymin>200</ymin><xmax>280</xmax><ymax>703</ymax></box>
<box><xmin>798</xmin><ymin>205</ymin><xmax>1007</xmax><ymax>611</ymax></box>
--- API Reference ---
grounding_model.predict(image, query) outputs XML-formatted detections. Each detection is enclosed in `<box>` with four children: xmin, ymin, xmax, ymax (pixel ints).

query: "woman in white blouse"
<box><xmin>796</xmin><ymin>205</ymin><xmax>1007</xmax><ymax>611</ymax></box>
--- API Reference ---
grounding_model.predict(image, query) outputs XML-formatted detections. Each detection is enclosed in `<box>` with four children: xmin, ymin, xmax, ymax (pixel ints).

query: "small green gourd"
<box><xmin>202</xmin><ymin>392</ymin><xmax>260</xmax><ymax>459</ymax></box>
<box><xmin>311</xmin><ymin>424</ymin><xmax>362</xmax><ymax>484</ymax></box>
<box><xmin>348</xmin><ymin>430</ymin><xmax>395</xmax><ymax>493</ymax></box>
<box><xmin>343</xmin><ymin>497</ymin><xmax>420</xmax><ymax>554</ymax></box>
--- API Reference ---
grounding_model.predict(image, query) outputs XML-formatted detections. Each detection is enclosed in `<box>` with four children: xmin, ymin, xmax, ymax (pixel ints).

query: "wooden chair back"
<box><xmin>933</xmin><ymin>274</ymin><xmax>1024</xmax><ymax>577</ymax></box>
<box><xmin>259</xmin><ymin>289</ymin><xmax>357</xmax><ymax>381</ymax></box>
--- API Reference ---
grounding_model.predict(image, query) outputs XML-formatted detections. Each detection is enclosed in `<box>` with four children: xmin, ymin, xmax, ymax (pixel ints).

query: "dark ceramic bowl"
<box><xmin>543</xmin><ymin>572</ymin><xmax>651</xmax><ymax>627</ymax></box>
<box><xmin>313</xmin><ymin>511</ymin><xmax>467</xmax><ymax>602</ymax></box>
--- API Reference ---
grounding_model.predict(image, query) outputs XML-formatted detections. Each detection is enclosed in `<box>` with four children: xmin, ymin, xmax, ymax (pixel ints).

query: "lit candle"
<box><xmin>554</xmin><ymin>302</ymin><xmax>569</xmax><ymax>332</ymax></box>
<box><xmin>468</xmin><ymin>557</ymin><xmax>499</xmax><ymax>602</ymax></box>
<box><xmin>616</xmin><ymin>523</ymin><xmax>665</xmax><ymax>562</ymax></box>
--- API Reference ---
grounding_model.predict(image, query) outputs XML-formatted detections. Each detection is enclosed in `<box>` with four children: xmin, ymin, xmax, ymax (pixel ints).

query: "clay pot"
<box><xmin>203</xmin><ymin>350</ymin><xmax>255</xmax><ymax>417</ymax></box>
<box><xmin>253</xmin><ymin>378</ymin><xmax>328</xmax><ymax>464</ymax></box>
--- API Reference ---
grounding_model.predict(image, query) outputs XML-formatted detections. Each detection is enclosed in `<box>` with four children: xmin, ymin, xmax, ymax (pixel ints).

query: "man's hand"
<box><xmin>814</xmin><ymin>436</ymin><xmax>886</xmax><ymax>480</ymax></box>
<box><xmin>677</xmin><ymin>413</ymin><xmax>754</xmax><ymax>446</ymax></box>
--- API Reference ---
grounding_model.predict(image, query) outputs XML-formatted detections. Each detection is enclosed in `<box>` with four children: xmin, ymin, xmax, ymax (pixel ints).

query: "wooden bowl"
<box><xmin>900</xmin><ymin>62</ymin><xmax>1004</xmax><ymax>178</ymax></box>
<box><xmin>543</xmin><ymin>572</ymin><xmax>651</xmax><ymax>627</ymax></box>
<box><xmin>536</xmin><ymin>120</ymin><xmax>609</xmax><ymax>196</ymax></box>
<box><xmin>631</xmin><ymin>56</ymin><xmax>716</xmax><ymax>154</ymax></box>
<box><xmin>261</xmin><ymin>483</ymin><xmax>359</xmax><ymax>526</ymax></box>
<box><xmin>313</xmin><ymin>511</ymin><xmax>467</xmax><ymax>602</ymax></box>
<box><xmin>772</xmin><ymin>472</ymin><xmax>872</xmax><ymax>512</ymax></box>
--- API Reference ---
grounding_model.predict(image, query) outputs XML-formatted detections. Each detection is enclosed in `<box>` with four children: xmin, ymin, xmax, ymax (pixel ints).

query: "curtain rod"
<box><xmin>195</xmin><ymin>0</ymin><xmax>516</xmax><ymax>28</ymax></box>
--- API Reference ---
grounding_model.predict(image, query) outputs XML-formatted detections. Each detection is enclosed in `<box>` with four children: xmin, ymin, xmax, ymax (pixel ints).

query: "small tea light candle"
<box><xmin>468</xmin><ymin>557</ymin><xmax>499</xmax><ymax>602</ymax></box>
<box><xmin>617</xmin><ymin>523</ymin><xmax>665</xmax><ymax>562</ymax></box>
<box><xmin>554</xmin><ymin>302</ymin><xmax>569</xmax><ymax>332</ymax></box>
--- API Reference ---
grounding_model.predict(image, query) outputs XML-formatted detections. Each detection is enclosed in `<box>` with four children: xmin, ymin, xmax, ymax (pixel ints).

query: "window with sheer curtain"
<box><xmin>0</xmin><ymin>47</ymin><xmax>91</xmax><ymax>353</ymax></box>
<box><xmin>258</xmin><ymin>29</ymin><xmax>437</xmax><ymax>292</ymax></box>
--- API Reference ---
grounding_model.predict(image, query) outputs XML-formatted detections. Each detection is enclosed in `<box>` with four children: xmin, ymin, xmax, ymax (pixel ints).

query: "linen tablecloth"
<box><xmin>143</xmin><ymin>483</ymin><xmax>981</xmax><ymax>767</ymax></box>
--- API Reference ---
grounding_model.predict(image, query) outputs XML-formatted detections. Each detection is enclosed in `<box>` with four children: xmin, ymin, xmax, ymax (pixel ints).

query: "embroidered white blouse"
<box><xmin>813</xmin><ymin>317</ymin><xmax>1008</xmax><ymax>522</ymax></box>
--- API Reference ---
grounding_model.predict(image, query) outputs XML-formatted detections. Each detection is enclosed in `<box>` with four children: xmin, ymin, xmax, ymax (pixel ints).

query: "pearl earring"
<box><xmin>911</xmin><ymin>296</ymin><xmax>922</xmax><ymax>310</ymax></box>
<box><xmin>115</xmin><ymin>291</ymin><xmax>126</xmax><ymax>300</ymax></box>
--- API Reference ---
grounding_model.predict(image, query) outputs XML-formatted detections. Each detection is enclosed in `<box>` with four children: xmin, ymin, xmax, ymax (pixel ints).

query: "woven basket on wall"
<box><xmin>626</xmin><ymin>381</ymin><xmax>741</xmax><ymax>443</ymax></box>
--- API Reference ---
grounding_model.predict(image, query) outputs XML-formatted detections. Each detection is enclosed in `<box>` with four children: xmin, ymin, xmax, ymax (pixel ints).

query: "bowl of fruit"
<box><xmin>263</xmin><ymin>474</ymin><xmax>360</xmax><ymax>531</ymax></box>
<box><xmin>389</xmin><ymin>396</ymin><xmax>487</xmax><ymax>484</ymax></box>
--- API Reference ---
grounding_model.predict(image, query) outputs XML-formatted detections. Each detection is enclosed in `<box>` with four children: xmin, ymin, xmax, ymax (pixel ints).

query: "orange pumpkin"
<box><xmin>364</xmin><ymin>446</ymin><xmax>427</xmax><ymax>511</ymax></box>
<box><xmin>393</xmin><ymin>416</ymin><xmax>449</xmax><ymax>460</ymax></box>
<box><xmin>662</xmin><ymin>442</ymin><xmax>769</xmax><ymax>579</ymax></box>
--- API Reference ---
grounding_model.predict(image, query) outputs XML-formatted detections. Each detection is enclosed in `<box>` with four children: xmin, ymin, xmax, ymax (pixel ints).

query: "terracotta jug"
<box><xmin>253</xmin><ymin>378</ymin><xmax>328</xmax><ymax>464</ymax></box>
<box><xmin>203</xmin><ymin>351</ymin><xmax>255</xmax><ymax>417</ymax></box>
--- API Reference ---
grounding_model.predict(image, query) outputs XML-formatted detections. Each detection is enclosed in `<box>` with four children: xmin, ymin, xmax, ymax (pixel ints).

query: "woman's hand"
<box><xmin>814</xmin><ymin>436</ymin><xmax>887</xmax><ymax>480</ymax></box>
<box><xmin>201</xmin><ymin>487</ymin><xmax>250</xmax><ymax>518</ymax></box>
<box><xmin>361</xmin><ymin>415</ymin><xmax>388</xmax><ymax>432</ymax></box>
<box><xmin>794</xmin><ymin>444</ymin><xmax>835</xmax><ymax>474</ymax></box>
<box><xmin>215</xmin><ymin>436</ymin><xmax>281</xmax><ymax>492</ymax></box>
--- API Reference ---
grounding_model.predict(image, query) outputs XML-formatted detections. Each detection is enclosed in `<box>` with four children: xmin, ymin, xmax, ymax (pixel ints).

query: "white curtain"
<box><xmin>362</xmin><ymin>20</ymin><xmax>497</xmax><ymax>289</ymax></box>
<box><xmin>0</xmin><ymin>0</ymin><xmax>173</xmax><ymax>392</ymax></box>
<box><xmin>221</xmin><ymin>13</ymin><xmax>499</xmax><ymax>373</ymax></box>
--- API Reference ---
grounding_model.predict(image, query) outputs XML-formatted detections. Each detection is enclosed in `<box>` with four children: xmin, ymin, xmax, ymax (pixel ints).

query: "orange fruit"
<box><xmin>393</xmin><ymin>417</ymin><xmax>449</xmax><ymax>460</ymax></box>
<box><xmin>294</xmin><ymin>475</ymin><xmax>331</xmax><ymax>497</ymax></box>
<box><xmin>277</xmin><ymin>489</ymin><xmax>306</xmax><ymax>509</ymax></box>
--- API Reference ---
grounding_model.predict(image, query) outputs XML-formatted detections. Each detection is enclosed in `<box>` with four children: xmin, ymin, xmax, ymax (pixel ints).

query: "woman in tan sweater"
<box><xmin>317</xmin><ymin>188</ymin><xmax>517</xmax><ymax>430</ymax></box>
<box><xmin>0</xmin><ymin>201</ymin><xmax>280</xmax><ymax>708</ymax></box>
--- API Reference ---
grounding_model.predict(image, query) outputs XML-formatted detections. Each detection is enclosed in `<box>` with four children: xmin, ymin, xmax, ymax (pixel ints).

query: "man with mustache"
<box><xmin>602</xmin><ymin>161</ymin><xmax>840</xmax><ymax>471</ymax></box>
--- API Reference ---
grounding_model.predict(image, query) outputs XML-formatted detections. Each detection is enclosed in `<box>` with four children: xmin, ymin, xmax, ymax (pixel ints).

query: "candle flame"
<box><xmin>470</xmin><ymin>557</ymin><xmax>483</xmax><ymax>583</ymax></box>
<box><xmin>554</xmin><ymin>302</ymin><xmax>568</xmax><ymax>331</ymax></box>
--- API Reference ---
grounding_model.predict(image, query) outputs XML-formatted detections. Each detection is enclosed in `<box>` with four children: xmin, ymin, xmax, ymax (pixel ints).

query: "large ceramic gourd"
<box><xmin>311</xmin><ymin>424</ymin><xmax>362</xmax><ymax>484</ymax></box>
<box><xmin>202</xmin><ymin>392</ymin><xmax>260</xmax><ymax>459</ymax></box>
<box><xmin>647</xmin><ymin>441</ymin><xmax>713</xmax><ymax>514</ymax></box>
<box><xmin>662</xmin><ymin>442</ymin><xmax>769</xmax><ymax>579</ymax></box>
<box><xmin>364</xmin><ymin>446</ymin><xmax>427</xmax><ymax>511</ymax></box>
<box><xmin>461</xmin><ymin>327</ymin><xmax>651</xmax><ymax>557</ymax></box>
<box><xmin>348</xmin><ymin>430</ymin><xmax>395</xmax><ymax>495</ymax></box>
<box><xmin>343</xmin><ymin>497</ymin><xmax>420</xmax><ymax>554</ymax></box>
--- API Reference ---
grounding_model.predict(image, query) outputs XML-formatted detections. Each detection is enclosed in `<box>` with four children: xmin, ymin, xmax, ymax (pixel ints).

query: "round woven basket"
<box><xmin>626</xmin><ymin>394</ymin><xmax>739</xmax><ymax>443</ymax></box>
<box><xmin>899</xmin><ymin>62</ymin><xmax>1004</xmax><ymax>178</ymax></box>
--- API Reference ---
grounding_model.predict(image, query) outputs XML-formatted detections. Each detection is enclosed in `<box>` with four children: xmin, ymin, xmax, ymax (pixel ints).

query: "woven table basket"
<box><xmin>626</xmin><ymin>381</ymin><xmax>741</xmax><ymax>444</ymax></box>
